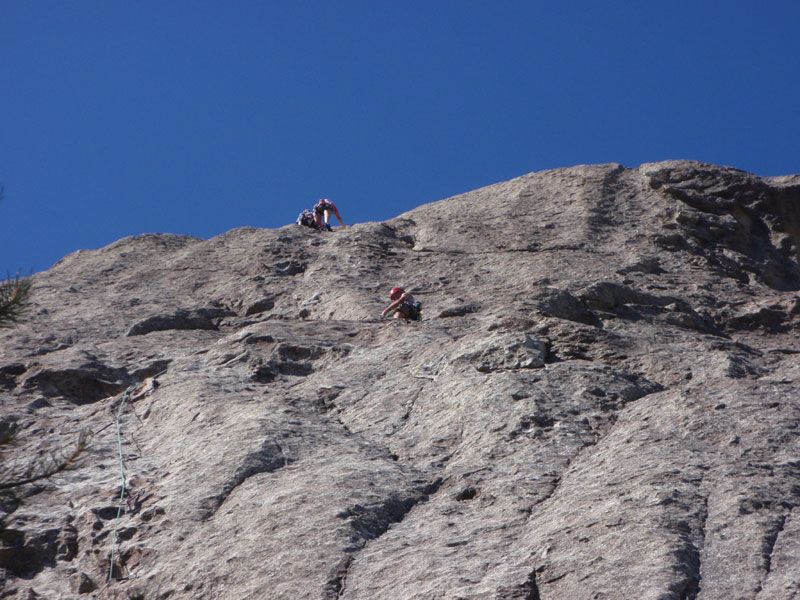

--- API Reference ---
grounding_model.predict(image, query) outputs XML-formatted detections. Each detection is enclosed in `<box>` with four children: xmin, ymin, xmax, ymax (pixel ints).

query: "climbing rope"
<box><xmin>108</xmin><ymin>385</ymin><xmax>133</xmax><ymax>583</ymax></box>
<box><xmin>107</xmin><ymin>368</ymin><xmax>168</xmax><ymax>583</ymax></box>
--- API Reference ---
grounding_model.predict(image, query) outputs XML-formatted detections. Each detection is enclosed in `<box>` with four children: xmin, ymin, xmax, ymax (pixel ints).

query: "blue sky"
<box><xmin>2</xmin><ymin>1</ymin><xmax>798</xmax><ymax>275</ymax></box>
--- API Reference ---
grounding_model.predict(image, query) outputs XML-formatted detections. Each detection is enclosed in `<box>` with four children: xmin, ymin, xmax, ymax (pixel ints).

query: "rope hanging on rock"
<box><xmin>108</xmin><ymin>385</ymin><xmax>133</xmax><ymax>583</ymax></box>
<box><xmin>107</xmin><ymin>368</ymin><xmax>168</xmax><ymax>584</ymax></box>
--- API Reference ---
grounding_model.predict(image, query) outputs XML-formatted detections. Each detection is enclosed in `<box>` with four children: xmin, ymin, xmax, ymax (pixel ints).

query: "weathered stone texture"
<box><xmin>1</xmin><ymin>161</ymin><xmax>798</xmax><ymax>599</ymax></box>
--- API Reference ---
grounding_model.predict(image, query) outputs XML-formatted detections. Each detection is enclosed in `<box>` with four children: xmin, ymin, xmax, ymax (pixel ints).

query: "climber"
<box><xmin>314</xmin><ymin>198</ymin><xmax>346</xmax><ymax>230</ymax></box>
<box><xmin>381</xmin><ymin>287</ymin><xmax>422</xmax><ymax>321</ymax></box>
<box><xmin>296</xmin><ymin>209</ymin><xmax>316</xmax><ymax>229</ymax></box>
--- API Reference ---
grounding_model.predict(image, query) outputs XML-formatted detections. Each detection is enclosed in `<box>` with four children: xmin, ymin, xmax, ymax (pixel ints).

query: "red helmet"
<box><xmin>389</xmin><ymin>287</ymin><xmax>404</xmax><ymax>300</ymax></box>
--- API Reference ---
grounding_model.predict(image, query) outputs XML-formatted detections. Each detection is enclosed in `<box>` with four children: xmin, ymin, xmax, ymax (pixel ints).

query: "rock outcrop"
<box><xmin>1</xmin><ymin>161</ymin><xmax>799</xmax><ymax>599</ymax></box>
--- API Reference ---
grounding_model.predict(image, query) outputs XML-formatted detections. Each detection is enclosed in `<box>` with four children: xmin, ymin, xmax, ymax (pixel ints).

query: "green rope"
<box><xmin>107</xmin><ymin>369</ymin><xmax>169</xmax><ymax>584</ymax></box>
<box><xmin>108</xmin><ymin>386</ymin><xmax>132</xmax><ymax>583</ymax></box>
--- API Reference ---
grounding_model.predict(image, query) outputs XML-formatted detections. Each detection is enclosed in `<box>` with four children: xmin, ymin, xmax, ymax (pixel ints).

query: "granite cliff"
<box><xmin>1</xmin><ymin>161</ymin><xmax>799</xmax><ymax>599</ymax></box>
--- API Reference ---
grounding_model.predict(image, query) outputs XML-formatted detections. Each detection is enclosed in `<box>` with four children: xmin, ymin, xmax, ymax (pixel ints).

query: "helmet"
<box><xmin>389</xmin><ymin>287</ymin><xmax>404</xmax><ymax>300</ymax></box>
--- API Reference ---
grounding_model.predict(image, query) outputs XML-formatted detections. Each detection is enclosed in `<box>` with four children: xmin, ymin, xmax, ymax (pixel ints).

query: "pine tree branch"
<box><xmin>0</xmin><ymin>275</ymin><xmax>31</xmax><ymax>328</ymax></box>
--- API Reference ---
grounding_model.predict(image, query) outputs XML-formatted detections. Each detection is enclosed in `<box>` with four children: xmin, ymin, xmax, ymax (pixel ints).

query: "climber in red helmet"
<box><xmin>381</xmin><ymin>287</ymin><xmax>422</xmax><ymax>320</ymax></box>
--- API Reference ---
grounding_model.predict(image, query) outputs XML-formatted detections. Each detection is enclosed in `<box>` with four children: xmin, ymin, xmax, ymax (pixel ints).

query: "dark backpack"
<box><xmin>411</xmin><ymin>301</ymin><xmax>422</xmax><ymax>320</ymax></box>
<box><xmin>399</xmin><ymin>300</ymin><xmax>422</xmax><ymax>320</ymax></box>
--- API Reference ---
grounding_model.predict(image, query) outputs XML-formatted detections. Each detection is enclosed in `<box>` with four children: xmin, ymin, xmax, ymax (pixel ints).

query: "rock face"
<box><xmin>1</xmin><ymin>161</ymin><xmax>799</xmax><ymax>599</ymax></box>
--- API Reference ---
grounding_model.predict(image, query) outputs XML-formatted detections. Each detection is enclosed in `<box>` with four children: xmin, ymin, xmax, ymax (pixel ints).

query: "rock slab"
<box><xmin>1</xmin><ymin>161</ymin><xmax>799</xmax><ymax>599</ymax></box>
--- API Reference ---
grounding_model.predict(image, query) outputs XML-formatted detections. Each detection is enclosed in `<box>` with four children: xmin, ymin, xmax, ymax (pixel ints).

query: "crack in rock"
<box><xmin>200</xmin><ymin>441</ymin><xmax>290</xmax><ymax>519</ymax></box>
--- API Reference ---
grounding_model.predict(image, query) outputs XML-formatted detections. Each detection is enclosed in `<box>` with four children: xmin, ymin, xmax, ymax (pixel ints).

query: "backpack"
<box><xmin>411</xmin><ymin>301</ymin><xmax>422</xmax><ymax>320</ymax></box>
<box><xmin>296</xmin><ymin>210</ymin><xmax>315</xmax><ymax>228</ymax></box>
<box><xmin>399</xmin><ymin>300</ymin><xmax>422</xmax><ymax>320</ymax></box>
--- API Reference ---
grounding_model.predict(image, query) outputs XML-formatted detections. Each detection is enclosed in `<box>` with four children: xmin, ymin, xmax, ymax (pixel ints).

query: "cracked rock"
<box><xmin>1</xmin><ymin>160</ymin><xmax>798</xmax><ymax>599</ymax></box>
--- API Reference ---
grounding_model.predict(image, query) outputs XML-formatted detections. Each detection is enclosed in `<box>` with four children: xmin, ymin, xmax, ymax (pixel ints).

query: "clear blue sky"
<box><xmin>2</xmin><ymin>1</ymin><xmax>798</xmax><ymax>275</ymax></box>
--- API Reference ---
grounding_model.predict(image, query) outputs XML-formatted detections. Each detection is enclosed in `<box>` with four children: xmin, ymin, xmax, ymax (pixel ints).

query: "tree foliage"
<box><xmin>0</xmin><ymin>185</ymin><xmax>32</xmax><ymax>328</ymax></box>
<box><xmin>0</xmin><ymin>275</ymin><xmax>31</xmax><ymax>328</ymax></box>
<box><xmin>0</xmin><ymin>185</ymin><xmax>88</xmax><ymax>497</ymax></box>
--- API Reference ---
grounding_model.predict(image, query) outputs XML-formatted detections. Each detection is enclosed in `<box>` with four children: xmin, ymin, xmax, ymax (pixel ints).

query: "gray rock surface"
<box><xmin>1</xmin><ymin>160</ymin><xmax>799</xmax><ymax>599</ymax></box>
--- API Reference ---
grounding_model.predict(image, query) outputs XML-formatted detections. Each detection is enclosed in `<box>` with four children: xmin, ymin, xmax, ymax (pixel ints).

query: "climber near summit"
<box><xmin>314</xmin><ymin>198</ymin><xmax>346</xmax><ymax>230</ymax></box>
<box><xmin>296</xmin><ymin>209</ymin><xmax>316</xmax><ymax>229</ymax></box>
<box><xmin>381</xmin><ymin>287</ymin><xmax>422</xmax><ymax>321</ymax></box>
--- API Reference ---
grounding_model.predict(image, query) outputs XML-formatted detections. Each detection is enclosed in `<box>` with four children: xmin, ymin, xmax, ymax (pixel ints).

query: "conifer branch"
<box><xmin>0</xmin><ymin>275</ymin><xmax>31</xmax><ymax>328</ymax></box>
